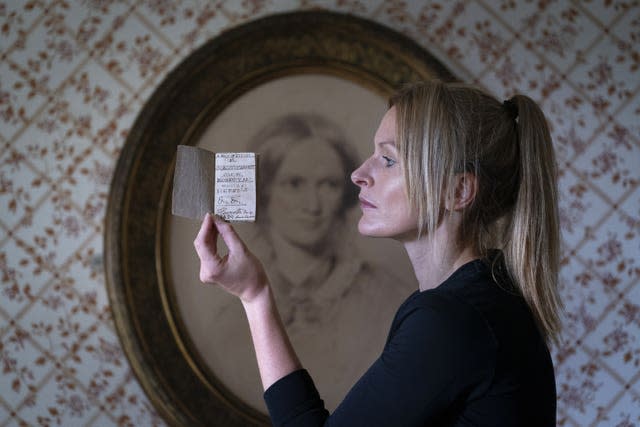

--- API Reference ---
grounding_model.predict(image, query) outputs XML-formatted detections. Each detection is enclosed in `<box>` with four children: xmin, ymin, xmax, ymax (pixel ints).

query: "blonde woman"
<box><xmin>194</xmin><ymin>81</ymin><xmax>561</xmax><ymax>426</ymax></box>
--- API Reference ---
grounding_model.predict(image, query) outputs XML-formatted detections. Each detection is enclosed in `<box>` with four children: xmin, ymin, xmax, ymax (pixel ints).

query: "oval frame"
<box><xmin>105</xmin><ymin>10</ymin><xmax>455</xmax><ymax>426</ymax></box>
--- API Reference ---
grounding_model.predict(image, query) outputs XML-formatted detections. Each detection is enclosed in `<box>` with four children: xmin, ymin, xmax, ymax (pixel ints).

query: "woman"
<box><xmin>208</xmin><ymin>113</ymin><xmax>413</xmax><ymax>411</ymax></box>
<box><xmin>194</xmin><ymin>81</ymin><xmax>561</xmax><ymax>426</ymax></box>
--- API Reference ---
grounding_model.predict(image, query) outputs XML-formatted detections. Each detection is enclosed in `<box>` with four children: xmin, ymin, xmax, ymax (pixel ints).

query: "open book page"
<box><xmin>214</xmin><ymin>152</ymin><xmax>257</xmax><ymax>222</ymax></box>
<box><xmin>171</xmin><ymin>146</ymin><xmax>257</xmax><ymax>222</ymax></box>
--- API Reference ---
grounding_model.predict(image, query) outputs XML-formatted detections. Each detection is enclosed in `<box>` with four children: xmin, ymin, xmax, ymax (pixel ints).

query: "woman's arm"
<box><xmin>242</xmin><ymin>285</ymin><xmax>302</xmax><ymax>389</ymax></box>
<box><xmin>193</xmin><ymin>214</ymin><xmax>301</xmax><ymax>390</ymax></box>
<box><xmin>193</xmin><ymin>215</ymin><xmax>493</xmax><ymax>427</ymax></box>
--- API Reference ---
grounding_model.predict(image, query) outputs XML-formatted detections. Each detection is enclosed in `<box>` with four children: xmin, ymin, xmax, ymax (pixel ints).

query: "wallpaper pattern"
<box><xmin>0</xmin><ymin>0</ymin><xmax>639</xmax><ymax>426</ymax></box>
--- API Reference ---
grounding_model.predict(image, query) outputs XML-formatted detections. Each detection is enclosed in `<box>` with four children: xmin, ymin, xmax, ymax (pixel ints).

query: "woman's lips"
<box><xmin>359</xmin><ymin>196</ymin><xmax>376</xmax><ymax>209</ymax></box>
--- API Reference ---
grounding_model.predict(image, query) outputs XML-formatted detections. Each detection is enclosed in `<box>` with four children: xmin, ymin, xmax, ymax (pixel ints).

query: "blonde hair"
<box><xmin>391</xmin><ymin>81</ymin><xmax>562</xmax><ymax>344</ymax></box>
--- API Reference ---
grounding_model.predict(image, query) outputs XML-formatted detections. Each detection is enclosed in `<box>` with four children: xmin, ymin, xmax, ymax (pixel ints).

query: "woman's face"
<box><xmin>351</xmin><ymin>107</ymin><xmax>418</xmax><ymax>241</ymax></box>
<box><xmin>267</xmin><ymin>137</ymin><xmax>346</xmax><ymax>252</ymax></box>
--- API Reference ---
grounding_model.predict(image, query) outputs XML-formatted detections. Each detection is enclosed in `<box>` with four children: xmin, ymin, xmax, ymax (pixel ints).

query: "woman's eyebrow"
<box><xmin>376</xmin><ymin>140</ymin><xmax>397</xmax><ymax>149</ymax></box>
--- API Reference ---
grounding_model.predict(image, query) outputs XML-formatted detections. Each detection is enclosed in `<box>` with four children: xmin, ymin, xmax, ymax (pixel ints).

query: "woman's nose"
<box><xmin>303</xmin><ymin>188</ymin><xmax>321</xmax><ymax>213</ymax></box>
<box><xmin>351</xmin><ymin>162</ymin><xmax>372</xmax><ymax>187</ymax></box>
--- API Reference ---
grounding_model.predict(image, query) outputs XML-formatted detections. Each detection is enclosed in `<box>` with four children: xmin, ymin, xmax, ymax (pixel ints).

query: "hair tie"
<box><xmin>503</xmin><ymin>99</ymin><xmax>518</xmax><ymax>120</ymax></box>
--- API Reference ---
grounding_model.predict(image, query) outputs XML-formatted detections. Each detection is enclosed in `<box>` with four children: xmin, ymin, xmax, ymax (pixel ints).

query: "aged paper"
<box><xmin>214</xmin><ymin>152</ymin><xmax>257</xmax><ymax>222</ymax></box>
<box><xmin>171</xmin><ymin>146</ymin><xmax>256</xmax><ymax>222</ymax></box>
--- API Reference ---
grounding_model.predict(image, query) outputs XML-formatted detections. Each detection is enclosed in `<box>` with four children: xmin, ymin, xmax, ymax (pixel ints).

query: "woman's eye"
<box><xmin>319</xmin><ymin>179</ymin><xmax>342</xmax><ymax>191</ymax></box>
<box><xmin>382</xmin><ymin>155</ymin><xmax>396</xmax><ymax>167</ymax></box>
<box><xmin>282</xmin><ymin>177</ymin><xmax>303</xmax><ymax>189</ymax></box>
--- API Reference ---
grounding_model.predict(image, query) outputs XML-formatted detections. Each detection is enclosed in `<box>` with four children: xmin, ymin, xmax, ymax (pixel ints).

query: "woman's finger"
<box><xmin>213</xmin><ymin>215</ymin><xmax>246</xmax><ymax>255</ymax></box>
<box><xmin>194</xmin><ymin>213</ymin><xmax>219</xmax><ymax>261</ymax></box>
<box><xmin>195</xmin><ymin>212</ymin><xmax>213</xmax><ymax>241</ymax></box>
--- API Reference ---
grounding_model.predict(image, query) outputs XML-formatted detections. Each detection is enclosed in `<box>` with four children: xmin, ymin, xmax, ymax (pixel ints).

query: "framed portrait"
<box><xmin>105</xmin><ymin>11</ymin><xmax>455</xmax><ymax>426</ymax></box>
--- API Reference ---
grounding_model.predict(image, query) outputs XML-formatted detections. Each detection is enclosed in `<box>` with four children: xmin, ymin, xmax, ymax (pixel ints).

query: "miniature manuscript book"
<box><xmin>171</xmin><ymin>145</ymin><xmax>257</xmax><ymax>222</ymax></box>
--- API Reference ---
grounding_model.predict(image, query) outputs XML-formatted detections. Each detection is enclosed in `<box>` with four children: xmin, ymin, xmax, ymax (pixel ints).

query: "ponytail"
<box><xmin>505</xmin><ymin>95</ymin><xmax>562</xmax><ymax>344</ymax></box>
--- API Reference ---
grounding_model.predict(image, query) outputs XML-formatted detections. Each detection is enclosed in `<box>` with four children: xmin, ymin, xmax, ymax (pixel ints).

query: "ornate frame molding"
<box><xmin>105</xmin><ymin>11</ymin><xmax>455</xmax><ymax>426</ymax></box>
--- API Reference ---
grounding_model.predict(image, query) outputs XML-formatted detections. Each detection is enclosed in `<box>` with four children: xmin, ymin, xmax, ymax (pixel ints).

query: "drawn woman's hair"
<box><xmin>247</xmin><ymin>113</ymin><xmax>360</xmax><ymax>227</ymax></box>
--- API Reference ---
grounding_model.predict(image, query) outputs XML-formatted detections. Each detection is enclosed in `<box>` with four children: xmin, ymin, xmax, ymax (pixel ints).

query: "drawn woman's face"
<box><xmin>267</xmin><ymin>138</ymin><xmax>346</xmax><ymax>253</ymax></box>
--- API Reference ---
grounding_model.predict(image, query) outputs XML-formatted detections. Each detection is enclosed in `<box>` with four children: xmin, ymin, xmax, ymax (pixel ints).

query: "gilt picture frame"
<box><xmin>105</xmin><ymin>11</ymin><xmax>455</xmax><ymax>426</ymax></box>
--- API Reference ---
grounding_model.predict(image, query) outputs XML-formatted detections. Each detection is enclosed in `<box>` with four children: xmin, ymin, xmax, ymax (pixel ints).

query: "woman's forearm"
<box><xmin>193</xmin><ymin>215</ymin><xmax>301</xmax><ymax>391</ymax></box>
<box><xmin>242</xmin><ymin>285</ymin><xmax>302</xmax><ymax>391</ymax></box>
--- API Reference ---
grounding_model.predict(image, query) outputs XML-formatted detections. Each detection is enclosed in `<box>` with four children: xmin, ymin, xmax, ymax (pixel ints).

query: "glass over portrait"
<box><xmin>166</xmin><ymin>74</ymin><xmax>417</xmax><ymax>413</ymax></box>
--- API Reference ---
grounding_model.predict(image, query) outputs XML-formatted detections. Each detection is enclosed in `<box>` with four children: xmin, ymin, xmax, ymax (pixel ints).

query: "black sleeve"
<box><xmin>264</xmin><ymin>369</ymin><xmax>329</xmax><ymax>426</ymax></box>
<box><xmin>264</xmin><ymin>297</ymin><xmax>495</xmax><ymax>427</ymax></box>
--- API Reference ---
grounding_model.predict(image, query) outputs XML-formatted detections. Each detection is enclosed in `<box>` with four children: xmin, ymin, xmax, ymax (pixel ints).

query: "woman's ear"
<box><xmin>446</xmin><ymin>172</ymin><xmax>477</xmax><ymax>211</ymax></box>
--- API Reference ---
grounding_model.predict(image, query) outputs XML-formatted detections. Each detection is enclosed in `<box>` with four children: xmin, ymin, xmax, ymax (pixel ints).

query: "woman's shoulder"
<box><xmin>389</xmin><ymin>260</ymin><xmax>515</xmax><ymax>350</ymax></box>
<box><xmin>426</xmin><ymin>257</ymin><xmax>527</xmax><ymax>317</ymax></box>
<box><xmin>393</xmin><ymin>287</ymin><xmax>496</xmax><ymax>347</ymax></box>
<box><xmin>384</xmin><ymin>287</ymin><xmax>498</xmax><ymax>394</ymax></box>
<box><xmin>411</xmin><ymin>258</ymin><xmax>547</xmax><ymax>360</ymax></box>
<box><xmin>397</xmin><ymin>259</ymin><xmax>495</xmax><ymax>317</ymax></box>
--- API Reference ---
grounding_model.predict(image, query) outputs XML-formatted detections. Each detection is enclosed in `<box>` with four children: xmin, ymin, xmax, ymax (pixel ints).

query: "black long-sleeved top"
<box><xmin>264</xmin><ymin>258</ymin><xmax>556</xmax><ymax>426</ymax></box>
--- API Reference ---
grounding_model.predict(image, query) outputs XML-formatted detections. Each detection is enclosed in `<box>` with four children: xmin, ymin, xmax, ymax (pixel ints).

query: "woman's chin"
<box><xmin>357</xmin><ymin>219</ymin><xmax>418</xmax><ymax>241</ymax></box>
<box><xmin>357</xmin><ymin>219</ymin><xmax>385</xmax><ymax>238</ymax></box>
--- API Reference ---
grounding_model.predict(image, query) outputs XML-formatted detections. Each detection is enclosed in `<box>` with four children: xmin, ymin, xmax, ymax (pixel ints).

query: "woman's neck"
<box><xmin>403</xmin><ymin>221</ymin><xmax>480</xmax><ymax>292</ymax></box>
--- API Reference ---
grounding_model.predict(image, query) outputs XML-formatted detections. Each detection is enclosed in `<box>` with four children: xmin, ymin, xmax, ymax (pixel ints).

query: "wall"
<box><xmin>0</xmin><ymin>0</ymin><xmax>638</xmax><ymax>426</ymax></box>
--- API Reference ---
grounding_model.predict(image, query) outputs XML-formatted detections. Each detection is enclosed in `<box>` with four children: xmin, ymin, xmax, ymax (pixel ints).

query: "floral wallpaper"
<box><xmin>0</xmin><ymin>0</ymin><xmax>638</xmax><ymax>426</ymax></box>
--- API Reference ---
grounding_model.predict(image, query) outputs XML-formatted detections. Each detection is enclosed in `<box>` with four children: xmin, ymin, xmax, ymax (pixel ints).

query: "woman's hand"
<box><xmin>193</xmin><ymin>213</ymin><xmax>269</xmax><ymax>303</ymax></box>
<box><xmin>194</xmin><ymin>214</ymin><xmax>302</xmax><ymax>390</ymax></box>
